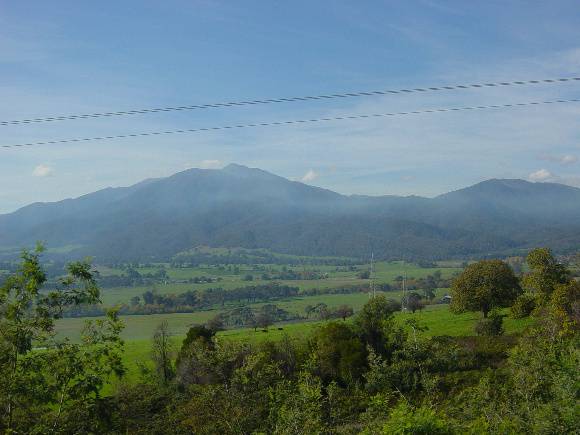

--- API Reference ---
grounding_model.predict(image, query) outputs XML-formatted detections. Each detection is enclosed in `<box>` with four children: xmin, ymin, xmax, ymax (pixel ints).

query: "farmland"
<box><xmin>94</xmin><ymin>258</ymin><xmax>462</xmax><ymax>306</ymax></box>
<box><xmin>60</xmin><ymin>304</ymin><xmax>534</xmax><ymax>388</ymax></box>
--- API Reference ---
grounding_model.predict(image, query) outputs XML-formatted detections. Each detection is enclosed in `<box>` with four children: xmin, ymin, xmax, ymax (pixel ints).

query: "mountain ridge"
<box><xmin>1</xmin><ymin>165</ymin><xmax>579</xmax><ymax>261</ymax></box>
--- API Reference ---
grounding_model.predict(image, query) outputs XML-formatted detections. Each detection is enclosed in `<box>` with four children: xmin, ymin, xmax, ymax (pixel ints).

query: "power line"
<box><xmin>2</xmin><ymin>98</ymin><xmax>579</xmax><ymax>149</ymax></box>
<box><xmin>1</xmin><ymin>77</ymin><xmax>579</xmax><ymax>127</ymax></box>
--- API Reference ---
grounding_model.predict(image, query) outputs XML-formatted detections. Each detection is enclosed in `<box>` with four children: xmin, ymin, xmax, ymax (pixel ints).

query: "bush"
<box><xmin>374</xmin><ymin>402</ymin><xmax>452</xmax><ymax>434</ymax></box>
<box><xmin>474</xmin><ymin>312</ymin><xmax>504</xmax><ymax>336</ymax></box>
<box><xmin>510</xmin><ymin>293</ymin><xmax>537</xmax><ymax>318</ymax></box>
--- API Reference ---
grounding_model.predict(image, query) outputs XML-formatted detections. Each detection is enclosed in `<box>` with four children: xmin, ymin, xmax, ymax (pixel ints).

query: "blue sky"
<box><xmin>1</xmin><ymin>0</ymin><xmax>580</xmax><ymax>213</ymax></box>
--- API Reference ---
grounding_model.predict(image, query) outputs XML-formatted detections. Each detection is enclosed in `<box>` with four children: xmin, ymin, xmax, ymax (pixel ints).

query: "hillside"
<box><xmin>1</xmin><ymin>164</ymin><xmax>579</xmax><ymax>261</ymax></box>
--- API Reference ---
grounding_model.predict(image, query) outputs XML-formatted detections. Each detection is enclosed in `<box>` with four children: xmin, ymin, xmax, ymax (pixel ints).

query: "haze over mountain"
<box><xmin>1</xmin><ymin>164</ymin><xmax>579</xmax><ymax>262</ymax></box>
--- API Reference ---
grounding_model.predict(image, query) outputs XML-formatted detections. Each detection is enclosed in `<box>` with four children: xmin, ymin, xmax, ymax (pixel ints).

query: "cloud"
<box><xmin>528</xmin><ymin>168</ymin><xmax>553</xmax><ymax>182</ymax></box>
<box><xmin>540</xmin><ymin>154</ymin><xmax>578</xmax><ymax>165</ymax></box>
<box><xmin>199</xmin><ymin>160</ymin><xmax>223</xmax><ymax>169</ymax></box>
<box><xmin>301</xmin><ymin>169</ymin><xmax>319</xmax><ymax>183</ymax></box>
<box><xmin>560</xmin><ymin>155</ymin><xmax>578</xmax><ymax>165</ymax></box>
<box><xmin>32</xmin><ymin>164</ymin><xmax>53</xmax><ymax>177</ymax></box>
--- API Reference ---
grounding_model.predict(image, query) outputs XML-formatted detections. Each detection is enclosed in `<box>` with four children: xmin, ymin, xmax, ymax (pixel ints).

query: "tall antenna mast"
<box><xmin>401</xmin><ymin>259</ymin><xmax>408</xmax><ymax>312</ymax></box>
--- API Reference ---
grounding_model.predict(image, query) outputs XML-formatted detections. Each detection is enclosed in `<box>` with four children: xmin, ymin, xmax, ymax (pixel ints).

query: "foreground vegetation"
<box><xmin>0</xmin><ymin>246</ymin><xmax>578</xmax><ymax>433</ymax></box>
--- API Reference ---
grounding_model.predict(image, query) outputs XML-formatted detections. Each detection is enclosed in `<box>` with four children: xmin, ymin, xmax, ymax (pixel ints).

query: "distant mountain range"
<box><xmin>1</xmin><ymin>164</ymin><xmax>580</xmax><ymax>261</ymax></box>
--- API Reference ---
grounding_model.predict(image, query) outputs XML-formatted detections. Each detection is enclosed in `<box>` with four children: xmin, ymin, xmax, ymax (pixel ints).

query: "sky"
<box><xmin>1</xmin><ymin>0</ymin><xmax>580</xmax><ymax>213</ymax></box>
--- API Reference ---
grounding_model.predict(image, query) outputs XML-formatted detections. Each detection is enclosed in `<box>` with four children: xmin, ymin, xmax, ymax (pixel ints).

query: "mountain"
<box><xmin>1</xmin><ymin>164</ymin><xmax>580</xmax><ymax>261</ymax></box>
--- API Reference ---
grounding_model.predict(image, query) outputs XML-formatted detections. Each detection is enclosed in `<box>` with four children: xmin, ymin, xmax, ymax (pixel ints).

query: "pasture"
<box><xmin>98</xmin><ymin>304</ymin><xmax>533</xmax><ymax>387</ymax></box>
<box><xmin>96</xmin><ymin>259</ymin><xmax>462</xmax><ymax>306</ymax></box>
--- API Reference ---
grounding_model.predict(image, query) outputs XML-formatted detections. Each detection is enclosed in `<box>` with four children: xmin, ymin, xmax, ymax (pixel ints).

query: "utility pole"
<box><xmin>370</xmin><ymin>252</ymin><xmax>376</xmax><ymax>298</ymax></box>
<box><xmin>401</xmin><ymin>261</ymin><xmax>408</xmax><ymax>312</ymax></box>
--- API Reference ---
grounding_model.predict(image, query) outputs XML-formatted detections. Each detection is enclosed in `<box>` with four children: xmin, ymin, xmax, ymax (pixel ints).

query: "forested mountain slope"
<box><xmin>1</xmin><ymin>164</ymin><xmax>579</xmax><ymax>261</ymax></box>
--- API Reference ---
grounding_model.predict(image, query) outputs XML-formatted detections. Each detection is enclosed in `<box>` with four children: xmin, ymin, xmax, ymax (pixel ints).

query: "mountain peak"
<box><xmin>222</xmin><ymin>163</ymin><xmax>259</xmax><ymax>173</ymax></box>
<box><xmin>438</xmin><ymin>178</ymin><xmax>580</xmax><ymax>200</ymax></box>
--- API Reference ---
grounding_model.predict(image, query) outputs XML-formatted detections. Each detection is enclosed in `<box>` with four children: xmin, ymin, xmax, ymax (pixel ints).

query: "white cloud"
<box><xmin>301</xmin><ymin>169</ymin><xmax>318</xmax><ymax>183</ymax></box>
<box><xmin>560</xmin><ymin>154</ymin><xmax>578</xmax><ymax>165</ymax></box>
<box><xmin>32</xmin><ymin>164</ymin><xmax>53</xmax><ymax>177</ymax></box>
<box><xmin>528</xmin><ymin>168</ymin><xmax>553</xmax><ymax>182</ymax></box>
<box><xmin>199</xmin><ymin>160</ymin><xmax>223</xmax><ymax>169</ymax></box>
<box><xmin>540</xmin><ymin>154</ymin><xmax>578</xmax><ymax>165</ymax></box>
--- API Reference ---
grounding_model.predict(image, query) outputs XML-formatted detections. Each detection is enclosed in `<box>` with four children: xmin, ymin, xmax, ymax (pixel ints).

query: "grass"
<box><xmin>57</xmin><ymin>288</ymin><xmax>453</xmax><ymax>341</ymax></box>
<box><xmin>99</xmin><ymin>304</ymin><xmax>534</xmax><ymax>388</ymax></box>
<box><xmin>56</xmin><ymin>258</ymin><xmax>465</xmax><ymax>388</ymax></box>
<box><xmin>97</xmin><ymin>260</ymin><xmax>462</xmax><ymax>306</ymax></box>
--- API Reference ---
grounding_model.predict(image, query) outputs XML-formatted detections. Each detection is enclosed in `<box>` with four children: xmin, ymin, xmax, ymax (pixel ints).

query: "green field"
<box><xmin>57</xmin><ymin>288</ymin><xmax>453</xmax><ymax>341</ymax></box>
<box><xmin>94</xmin><ymin>304</ymin><xmax>533</xmax><ymax>388</ymax></box>
<box><xmin>57</xmin><ymin>303</ymin><xmax>533</xmax><ymax>352</ymax></box>
<box><xmin>97</xmin><ymin>260</ymin><xmax>461</xmax><ymax>306</ymax></box>
<box><xmin>56</xmin><ymin>258</ymin><xmax>469</xmax><ymax>389</ymax></box>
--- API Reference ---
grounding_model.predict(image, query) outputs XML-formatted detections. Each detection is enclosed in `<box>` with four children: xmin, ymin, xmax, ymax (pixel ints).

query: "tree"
<box><xmin>421</xmin><ymin>276</ymin><xmax>437</xmax><ymax>301</ymax></box>
<box><xmin>142</xmin><ymin>290</ymin><xmax>155</xmax><ymax>305</ymax></box>
<box><xmin>522</xmin><ymin>248</ymin><xmax>569</xmax><ymax>297</ymax></box>
<box><xmin>450</xmin><ymin>260</ymin><xmax>521</xmax><ymax>318</ymax></box>
<box><xmin>313</xmin><ymin>302</ymin><xmax>330</xmax><ymax>320</ymax></box>
<box><xmin>402</xmin><ymin>292</ymin><xmax>424</xmax><ymax>313</ymax></box>
<box><xmin>335</xmin><ymin>305</ymin><xmax>354</xmax><ymax>321</ymax></box>
<box><xmin>317</xmin><ymin>305</ymin><xmax>332</xmax><ymax>321</ymax></box>
<box><xmin>549</xmin><ymin>280</ymin><xmax>580</xmax><ymax>336</ymax></box>
<box><xmin>256</xmin><ymin>312</ymin><xmax>273</xmax><ymax>330</ymax></box>
<box><xmin>206</xmin><ymin>314</ymin><xmax>225</xmax><ymax>332</ymax></box>
<box><xmin>355</xmin><ymin>295</ymin><xmax>400</xmax><ymax>355</ymax></box>
<box><xmin>151</xmin><ymin>321</ymin><xmax>174</xmax><ymax>384</ymax></box>
<box><xmin>311</xmin><ymin>322</ymin><xmax>367</xmax><ymax>385</ymax></box>
<box><xmin>0</xmin><ymin>245</ymin><xmax>124</xmax><ymax>432</ymax></box>
<box><xmin>374</xmin><ymin>402</ymin><xmax>452</xmax><ymax>434</ymax></box>
<box><xmin>358</xmin><ymin>270</ymin><xmax>371</xmax><ymax>279</ymax></box>
<box><xmin>175</xmin><ymin>325</ymin><xmax>217</xmax><ymax>386</ymax></box>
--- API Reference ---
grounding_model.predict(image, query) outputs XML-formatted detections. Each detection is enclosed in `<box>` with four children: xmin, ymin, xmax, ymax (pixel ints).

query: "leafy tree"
<box><xmin>402</xmin><ymin>292</ymin><xmax>423</xmax><ymax>313</ymax></box>
<box><xmin>522</xmin><ymin>248</ymin><xmax>569</xmax><ymax>297</ymax></box>
<box><xmin>0</xmin><ymin>245</ymin><xmax>124</xmax><ymax>432</ymax></box>
<box><xmin>335</xmin><ymin>304</ymin><xmax>354</xmax><ymax>321</ymax></box>
<box><xmin>206</xmin><ymin>314</ymin><xmax>225</xmax><ymax>332</ymax></box>
<box><xmin>142</xmin><ymin>290</ymin><xmax>155</xmax><ymax>305</ymax></box>
<box><xmin>358</xmin><ymin>270</ymin><xmax>371</xmax><ymax>279</ymax></box>
<box><xmin>269</xmin><ymin>373</ymin><xmax>325</xmax><ymax>434</ymax></box>
<box><xmin>256</xmin><ymin>312</ymin><xmax>274</xmax><ymax>330</ymax></box>
<box><xmin>510</xmin><ymin>293</ymin><xmax>537</xmax><ymax>318</ymax></box>
<box><xmin>450</xmin><ymin>260</ymin><xmax>521</xmax><ymax>318</ymax></box>
<box><xmin>454</xmin><ymin>318</ymin><xmax>579</xmax><ymax>433</ymax></box>
<box><xmin>421</xmin><ymin>275</ymin><xmax>437</xmax><ymax>300</ymax></box>
<box><xmin>310</xmin><ymin>322</ymin><xmax>367</xmax><ymax>385</ymax></box>
<box><xmin>372</xmin><ymin>402</ymin><xmax>452</xmax><ymax>434</ymax></box>
<box><xmin>179</xmin><ymin>325</ymin><xmax>214</xmax><ymax>352</ymax></box>
<box><xmin>549</xmin><ymin>280</ymin><xmax>580</xmax><ymax>336</ymax></box>
<box><xmin>355</xmin><ymin>295</ymin><xmax>399</xmax><ymax>354</ymax></box>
